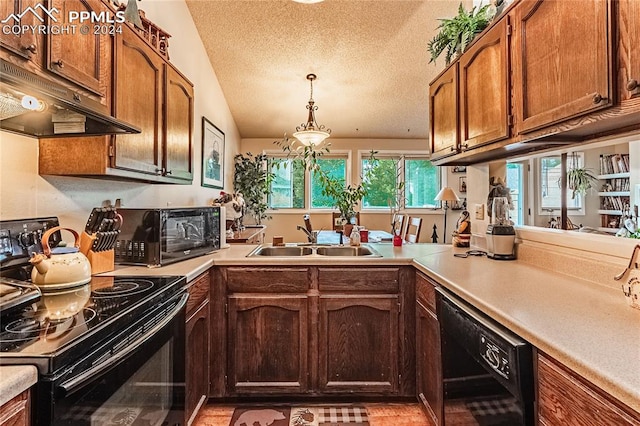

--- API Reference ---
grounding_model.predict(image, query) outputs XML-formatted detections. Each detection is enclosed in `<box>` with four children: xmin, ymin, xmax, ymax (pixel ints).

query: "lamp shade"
<box><xmin>292</xmin><ymin>129</ymin><xmax>330</xmax><ymax>146</ymax></box>
<box><xmin>435</xmin><ymin>186</ymin><xmax>460</xmax><ymax>203</ymax></box>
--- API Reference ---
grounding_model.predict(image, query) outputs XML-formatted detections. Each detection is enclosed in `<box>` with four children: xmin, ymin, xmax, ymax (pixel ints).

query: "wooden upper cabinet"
<box><xmin>0</xmin><ymin>0</ymin><xmax>40</xmax><ymax>61</ymax></box>
<box><xmin>47</xmin><ymin>0</ymin><xmax>111</xmax><ymax>102</ymax></box>
<box><xmin>113</xmin><ymin>25</ymin><xmax>163</xmax><ymax>175</ymax></box>
<box><xmin>429</xmin><ymin>63</ymin><xmax>459</xmax><ymax>161</ymax></box>
<box><xmin>164</xmin><ymin>64</ymin><xmax>194</xmax><ymax>181</ymax></box>
<box><xmin>618</xmin><ymin>0</ymin><xmax>640</xmax><ymax>101</ymax></box>
<box><xmin>459</xmin><ymin>18</ymin><xmax>511</xmax><ymax>150</ymax></box>
<box><xmin>512</xmin><ymin>0</ymin><xmax>613</xmax><ymax>134</ymax></box>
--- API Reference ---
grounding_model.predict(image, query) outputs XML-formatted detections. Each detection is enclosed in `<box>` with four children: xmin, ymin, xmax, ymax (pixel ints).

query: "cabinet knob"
<box><xmin>592</xmin><ymin>93</ymin><xmax>606</xmax><ymax>104</ymax></box>
<box><xmin>54</xmin><ymin>59</ymin><xmax>64</xmax><ymax>68</ymax></box>
<box><xmin>461</xmin><ymin>143</ymin><xmax>469</xmax><ymax>151</ymax></box>
<box><xmin>450</xmin><ymin>146</ymin><xmax>456</xmax><ymax>152</ymax></box>
<box><xmin>155</xmin><ymin>167</ymin><xmax>164</xmax><ymax>175</ymax></box>
<box><xmin>627</xmin><ymin>79</ymin><xmax>639</xmax><ymax>91</ymax></box>
<box><xmin>23</xmin><ymin>44</ymin><xmax>36</xmax><ymax>54</ymax></box>
<box><xmin>165</xmin><ymin>169</ymin><xmax>173</xmax><ymax>175</ymax></box>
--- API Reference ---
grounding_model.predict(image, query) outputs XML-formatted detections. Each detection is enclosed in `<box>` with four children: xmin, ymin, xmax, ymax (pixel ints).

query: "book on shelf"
<box><xmin>599</xmin><ymin>153</ymin><xmax>630</xmax><ymax>175</ymax></box>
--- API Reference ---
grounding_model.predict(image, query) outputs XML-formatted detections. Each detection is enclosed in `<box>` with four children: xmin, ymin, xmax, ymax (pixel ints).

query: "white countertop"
<box><xmin>3</xmin><ymin>242</ymin><xmax>638</xmax><ymax>414</ymax></box>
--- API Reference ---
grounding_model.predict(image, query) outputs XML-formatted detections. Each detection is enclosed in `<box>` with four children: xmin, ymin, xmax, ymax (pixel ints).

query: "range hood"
<box><xmin>0</xmin><ymin>59</ymin><xmax>140</xmax><ymax>138</ymax></box>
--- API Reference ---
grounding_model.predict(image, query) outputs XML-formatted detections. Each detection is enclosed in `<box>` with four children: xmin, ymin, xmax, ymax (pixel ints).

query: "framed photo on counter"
<box><xmin>201</xmin><ymin>117</ymin><xmax>225</xmax><ymax>189</ymax></box>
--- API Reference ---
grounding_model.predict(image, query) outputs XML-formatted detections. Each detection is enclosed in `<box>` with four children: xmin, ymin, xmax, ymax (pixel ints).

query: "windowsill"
<box><xmin>267</xmin><ymin>208</ymin><xmax>444</xmax><ymax>215</ymax></box>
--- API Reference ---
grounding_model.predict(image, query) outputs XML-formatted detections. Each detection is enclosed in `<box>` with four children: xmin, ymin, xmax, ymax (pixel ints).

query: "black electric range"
<box><xmin>0</xmin><ymin>274</ymin><xmax>186</xmax><ymax>374</ymax></box>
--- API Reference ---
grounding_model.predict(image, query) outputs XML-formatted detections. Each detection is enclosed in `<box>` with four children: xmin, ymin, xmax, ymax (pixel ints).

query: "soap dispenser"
<box><xmin>349</xmin><ymin>226</ymin><xmax>361</xmax><ymax>246</ymax></box>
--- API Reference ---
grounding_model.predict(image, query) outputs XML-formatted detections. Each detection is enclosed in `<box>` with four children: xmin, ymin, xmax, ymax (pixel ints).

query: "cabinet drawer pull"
<box><xmin>23</xmin><ymin>44</ymin><xmax>36</xmax><ymax>54</ymax></box>
<box><xmin>627</xmin><ymin>79</ymin><xmax>639</xmax><ymax>91</ymax></box>
<box><xmin>54</xmin><ymin>59</ymin><xmax>64</xmax><ymax>68</ymax></box>
<box><xmin>592</xmin><ymin>93</ymin><xmax>606</xmax><ymax>104</ymax></box>
<box><xmin>450</xmin><ymin>146</ymin><xmax>456</xmax><ymax>152</ymax></box>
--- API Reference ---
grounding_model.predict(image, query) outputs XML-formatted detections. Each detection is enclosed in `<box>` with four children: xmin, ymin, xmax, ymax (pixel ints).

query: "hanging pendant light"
<box><xmin>292</xmin><ymin>73</ymin><xmax>331</xmax><ymax>146</ymax></box>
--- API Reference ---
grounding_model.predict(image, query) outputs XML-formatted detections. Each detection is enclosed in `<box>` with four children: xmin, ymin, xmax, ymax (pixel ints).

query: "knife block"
<box><xmin>79</xmin><ymin>232</ymin><xmax>115</xmax><ymax>275</ymax></box>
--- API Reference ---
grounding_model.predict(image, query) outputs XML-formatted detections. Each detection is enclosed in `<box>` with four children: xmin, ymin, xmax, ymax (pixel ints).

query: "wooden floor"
<box><xmin>192</xmin><ymin>403</ymin><xmax>434</xmax><ymax>426</ymax></box>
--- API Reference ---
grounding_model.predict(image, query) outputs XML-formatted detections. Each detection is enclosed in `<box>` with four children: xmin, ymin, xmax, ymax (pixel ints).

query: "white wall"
<box><xmin>0</xmin><ymin>0</ymin><xmax>240</xmax><ymax>233</ymax></box>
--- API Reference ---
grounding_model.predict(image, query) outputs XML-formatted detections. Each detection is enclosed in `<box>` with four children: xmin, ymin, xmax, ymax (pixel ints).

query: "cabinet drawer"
<box><xmin>318</xmin><ymin>267</ymin><xmax>399</xmax><ymax>293</ymax></box>
<box><xmin>187</xmin><ymin>271</ymin><xmax>210</xmax><ymax>314</ymax></box>
<box><xmin>226</xmin><ymin>267</ymin><xmax>309</xmax><ymax>293</ymax></box>
<box><xmin>416</xmin><ymin>272</ymin><xmax>437</xmax><ymax>313</ymax></box>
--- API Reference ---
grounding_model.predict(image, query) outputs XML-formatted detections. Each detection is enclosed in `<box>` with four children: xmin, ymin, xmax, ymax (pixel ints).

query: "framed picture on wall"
<box><xmin>459</xmin><ymin>176</ymin><xmax>467</xmax><ymax>193</ymax></box>
<box><xmin>201</xmin><ymin>117</ymin><xmax>225</xmax><ymax>189</ymax></box>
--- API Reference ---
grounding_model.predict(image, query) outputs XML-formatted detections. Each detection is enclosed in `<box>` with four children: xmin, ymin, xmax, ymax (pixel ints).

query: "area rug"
<box><xmin>229</xmin><ymin>406</ymin><xmax>370</xmax><ymax>426</ymax></box>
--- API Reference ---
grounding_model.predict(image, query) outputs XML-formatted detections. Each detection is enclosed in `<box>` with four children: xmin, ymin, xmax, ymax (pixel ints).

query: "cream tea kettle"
<box><xmin>30</xmin><ymin>227</ymin><xmax>92</xmax><ymax>289</ymax></box>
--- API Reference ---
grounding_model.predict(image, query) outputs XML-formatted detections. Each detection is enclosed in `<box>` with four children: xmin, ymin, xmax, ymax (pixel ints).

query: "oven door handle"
<box><xmin>57</xmin><ymin>293</ymin><xmax>189</xmax><ymax>396</ymax></box>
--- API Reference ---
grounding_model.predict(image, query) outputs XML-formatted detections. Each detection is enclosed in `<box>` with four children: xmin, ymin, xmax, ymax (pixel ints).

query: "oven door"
<box><xmin>35</xmin><ymin>292</ymin><xmax>188</xmax><ymax>426</ymax></box>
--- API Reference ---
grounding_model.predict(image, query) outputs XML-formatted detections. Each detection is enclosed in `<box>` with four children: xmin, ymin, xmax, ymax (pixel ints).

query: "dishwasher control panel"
<box><xmin>480</xmin><ymin>334</ymin><xmax>510</xmax><ymax>380</ymax></box>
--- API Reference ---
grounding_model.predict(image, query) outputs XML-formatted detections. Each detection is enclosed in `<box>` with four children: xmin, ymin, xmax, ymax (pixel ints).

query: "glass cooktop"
<box><xmin>0</xmin><ymin>275</ymin><xmax>186</xmax><ymax>374</ymax></box>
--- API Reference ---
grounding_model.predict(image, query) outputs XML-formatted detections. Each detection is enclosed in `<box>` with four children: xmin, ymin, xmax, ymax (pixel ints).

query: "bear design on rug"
<box><xmin>233</xmin><ymin>409</ymin><xmax>286</xmax><ymax>426</ymax></box>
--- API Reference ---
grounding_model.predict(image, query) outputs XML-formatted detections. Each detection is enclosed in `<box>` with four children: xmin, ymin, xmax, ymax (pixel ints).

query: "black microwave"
<box><xmin>115</xmin><ymin>207</ymin><xmax>221</xmax><ymax>266</ymax></box>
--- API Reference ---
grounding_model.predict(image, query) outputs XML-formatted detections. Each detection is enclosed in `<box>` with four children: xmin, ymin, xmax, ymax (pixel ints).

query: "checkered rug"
<box><xmin>465</xmin><ymin>396</ymin><xmax>522</xmax><ymax>426</ymax></box>
<box><xmin>229</xmin><ymin>406</ymin><xmax>370</xmax><ymax>426</ymax></box>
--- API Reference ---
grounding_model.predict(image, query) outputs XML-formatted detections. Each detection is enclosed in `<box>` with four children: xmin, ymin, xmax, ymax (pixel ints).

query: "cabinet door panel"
<box><xmin>430</xmin><ymin>64</ymin><xmax>459</xmax><ymax>160</ymax></box>
<box><xmin>513</xmin><ymin>0</ymin><xmax>613</xmax><ymax>134</ymax></box>
<box><xmin>0</xmin><ymin>0</ymin><xmax>39</xmax><ymax>60</ymax></box>
<box><xmin>618</xmin><ymin>0</ymin><xmax>640</xmax><ymax>101</ymax></box>
<box><xmin>459</xmin><ymin>18</ymin><xmax>510</xmax><ymax>149</ymax></box>
<box><xmin>185</xmin><ymin>299</ymin><xmax>209</xmax><ymax>426</ymax></box>
<box><xmin>47</xmin><ymin>0</ymin><xmax>110</xmax><ymax>98</ymax></box>
<box><xmin>319</xmin><ymin>295</ymin><xmax>398</xmax><ymax>394</ymax></box>
<box><xmin>113</xmin><ymin>27</ymin><xmax>163</xmax><ymax>174</ymax></box>
<box><xmin>417</xmin><ymin>301</ymin><xmax>442</xmax><ymax>426</ymax></box>
<box><xmin>227</xmin><ymin>295</ymin><xmax>308</xmax><ymax>394</ymax></box>
<box><xmin>164</xmin><ymin>64</ymin><xmax>193</xmax><ymax>181</ymax></box>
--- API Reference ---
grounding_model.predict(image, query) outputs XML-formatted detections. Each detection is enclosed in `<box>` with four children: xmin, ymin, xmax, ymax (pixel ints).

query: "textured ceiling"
<box><xmin>185</xmin><ymin>0</ymin><xmax>469</xmax><ymax>140</ymax></box>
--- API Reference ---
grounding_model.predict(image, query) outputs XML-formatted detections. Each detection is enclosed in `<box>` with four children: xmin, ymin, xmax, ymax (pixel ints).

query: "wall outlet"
<box><xmin>475</xmin><ymin>204</ymin><xmax>484</xmax><ymax>220</ymax></box>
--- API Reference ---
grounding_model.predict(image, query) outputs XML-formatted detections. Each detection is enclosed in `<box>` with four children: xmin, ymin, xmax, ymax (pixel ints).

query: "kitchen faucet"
<box><xmin>296</xmin><ymin>225</ymin><xmax>317</xmax><ymax>243</ymax></box>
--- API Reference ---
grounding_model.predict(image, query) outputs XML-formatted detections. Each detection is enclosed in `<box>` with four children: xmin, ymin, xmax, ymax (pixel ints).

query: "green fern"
<box><xmin>428</xmin><ymin>3</ymin><xmax>492</xmax><ymax>66</ymax></box>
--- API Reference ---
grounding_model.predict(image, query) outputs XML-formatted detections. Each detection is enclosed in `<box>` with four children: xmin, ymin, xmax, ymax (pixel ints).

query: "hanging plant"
<box><xmin>563</xmin><ymin>153</ymin><xmax>597</xmax><ymax>199</ymax></box>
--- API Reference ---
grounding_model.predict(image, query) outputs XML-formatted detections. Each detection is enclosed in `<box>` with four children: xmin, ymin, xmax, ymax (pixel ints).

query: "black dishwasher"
<box><xmin>436</xmin><ymin>287</ymin><xmax>535</xmax><ymax>425</ymax></box>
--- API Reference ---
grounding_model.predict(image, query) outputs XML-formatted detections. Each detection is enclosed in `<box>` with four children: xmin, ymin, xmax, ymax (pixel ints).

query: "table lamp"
<box><xmin>435</xmin><ymin>187</ymin><xmax>460</xmax><ymax>244</ymax></box>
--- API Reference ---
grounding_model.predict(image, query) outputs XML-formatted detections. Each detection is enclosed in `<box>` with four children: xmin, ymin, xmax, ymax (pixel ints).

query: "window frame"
<box><xmin>357</xmin><ymin>150</ymin><xmax>443</xmax><ymax>214</ymax></box>
<box><xmin>263</xmin><ymin>149</ymin><xmax>352</xmax><ymax>213</ymax></box>
<box><xmin>536</xmin><ymin>153</ymin><xmax>586</xmax><ymax>216</ymax></box>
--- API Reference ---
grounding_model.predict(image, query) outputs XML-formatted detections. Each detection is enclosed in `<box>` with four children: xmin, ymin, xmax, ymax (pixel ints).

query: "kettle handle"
<box><xmin>40</xmin><ymin>226</ymin><xmax>80</xmax><ymax>256</ymax></box>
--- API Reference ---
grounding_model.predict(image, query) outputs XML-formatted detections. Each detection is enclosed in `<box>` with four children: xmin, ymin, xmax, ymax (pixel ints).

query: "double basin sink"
<box><xmin>247</xmin><ymin>244</ymin><xmax>382</xmax><ymax>257</ymax></box>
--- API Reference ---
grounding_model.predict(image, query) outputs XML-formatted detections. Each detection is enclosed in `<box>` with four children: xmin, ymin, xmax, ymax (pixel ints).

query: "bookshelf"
<box><xmin>598</xmin><ymin>153</ymin><xmax>630</xmax><ymax>233</ymax></box>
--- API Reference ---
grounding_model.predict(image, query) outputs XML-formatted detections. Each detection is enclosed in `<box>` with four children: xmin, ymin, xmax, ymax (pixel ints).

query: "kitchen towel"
<box><xmin>229</xmin><ymin>406</ymin><xmax>370</xmax><ymax>426</ymax></box>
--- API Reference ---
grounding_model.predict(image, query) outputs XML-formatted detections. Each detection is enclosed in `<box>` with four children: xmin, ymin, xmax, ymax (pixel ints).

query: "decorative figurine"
<box><xmin>452</xmin><ymin>210</ymin><xmax>471</xmax><ymax>247</ymax></box>
<box><xmin>431</xmin><ymin>224</ymin><xmax>438</xmax><ymax>243</ymax></box>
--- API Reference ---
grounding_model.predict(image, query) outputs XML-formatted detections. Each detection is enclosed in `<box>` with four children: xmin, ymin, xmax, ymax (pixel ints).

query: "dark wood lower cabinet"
<box><xmin>416</xmin><ymin>272</ymin><xmax>443</xmax><ymax>426</ymax></box>
<box><xmin>227</xmin><ymin>295</ymin><xmax>309</xmax><ymax>395</ymax></box>
<box><xmin>185</xmin><ymin>272</ymin><xmax>210</xmax><ymax>425</ymax></box>
<box><xmin>319</xmin><ymin>295</ymin><xmax>399</xmax><ymax>394</ymax></box>
<box><xmin>218</xmin><ymin>266</ymin><xmax>414</xmax><ymax>398</ymax></box>
<box><xmin>0</xmin><ymin>389</ymin><xmax>30</xmax><ymax>426</ymax></box>
<box><xmin>537</xmin><ymin>353</ymin><xmax>640</xmax><ymax>426</ymax></box>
